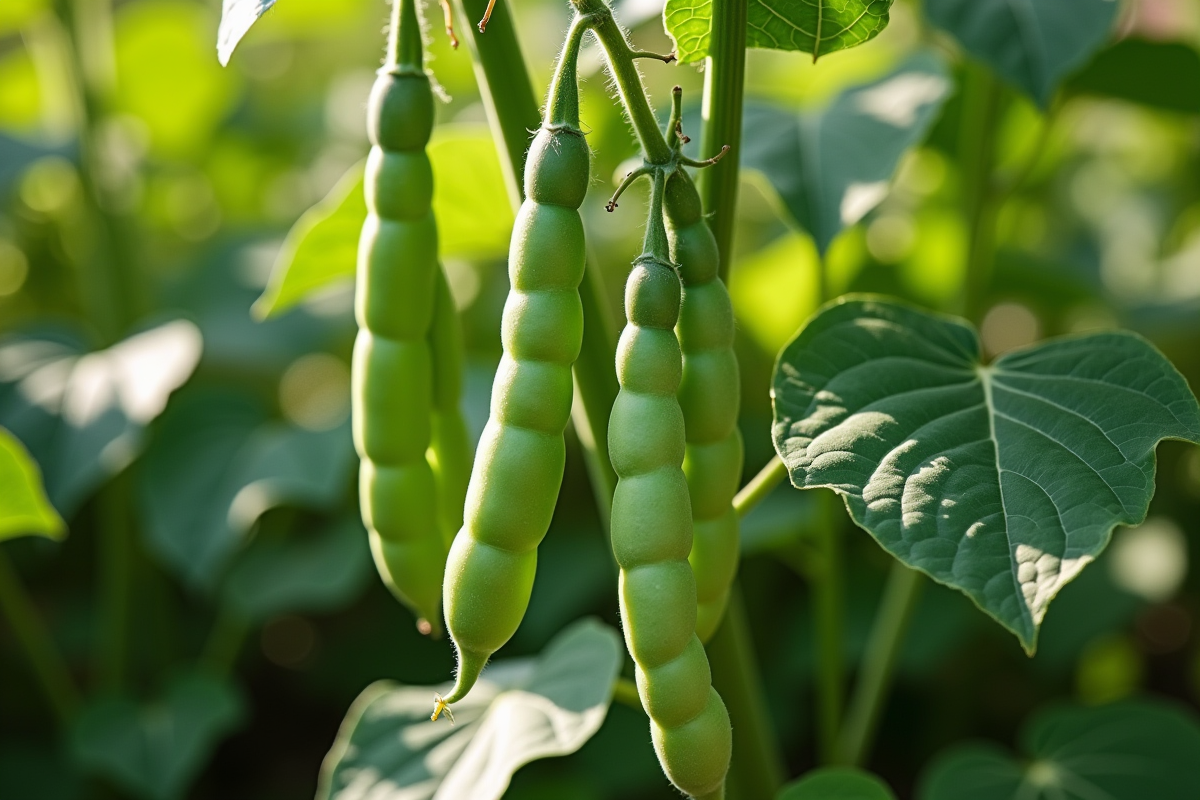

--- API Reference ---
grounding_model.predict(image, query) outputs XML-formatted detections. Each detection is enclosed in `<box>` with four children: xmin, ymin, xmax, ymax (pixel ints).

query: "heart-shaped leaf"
<box><xmin>664</xmin><ymin>0</ymin><xmax>895</xmax><ymax>64</ymax></box>
<box><xmin>0</xmin><ymin>426</ymin><xmax>64</xmax><ymax>542</ymax></box>
<box><xmin>0</xmin><ymin>321</ymin><xmax>203</xmax><ymax>517</ymax></box>
<box><xmin>779</xmin><ymin>767</ymin><xmax>897</xmax><ymax>800</ymax></box>
<box><xmin>138</xmin><ymin>388</ymin><xmax>355</xmax><ymax>589</ymax></box>
<box><xmin>771</xmin><ymin>296</ymin><xmax>1200</xmax><ymax>651</ymax></box>
<box><xmin>317</xmin><ymin>618</ymin><xmax>623</xmax><ymax>800</ymax></box>
<box><xmin>924</xmin><ymin>0</ymin><xmax>1120</xmax><ymax>106</ymax></box>
<box><xmin>71</xmin><ymin>672</ymin><xmax>244</xmax><ymax>800</ymax></box>
<box><xmin>918</xmin><ymin>700</ymin><xmax>1200</xmax><ymax>800</ymax></box>
<box><xmin>740</xmin><ymin>51</ymin><xmax>951</xmax><ymax>255</ymax></box>
<box><xmin>254</xmin><ymin>125</ymin><xmax>512</xmax><ymax>319</ymax></box>
<box><xmin>217</xmin><ymin>0</ymin><xmax>277</xmax><ymax>66</ymax></box>
<box><xmin>220</xmin><ymin>516</ymin><xmax>372</xmax><ymax>622</ymax></box>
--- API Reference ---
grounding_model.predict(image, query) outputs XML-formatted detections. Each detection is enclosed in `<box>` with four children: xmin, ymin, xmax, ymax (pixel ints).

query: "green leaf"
<box><xmin>71</xmin><ymin>672</ymin><xmax>244</xmax><ymax>800</ymax></box>
<box><xmin>924</xmin><ymin>0</ymin><xmax>1119</xmax><ymax>107</ymax></box>
<box><xmin>217</xmin><ymin>0</ymin><xmax>278</xmax><ymax>66</ymax></box>
<box><xmin>138</xmin><ymin>389</ymin><xmax>355</xmax><ymax>589</ymax></box>
<box><xmin>741</xmin><ymin>52</ymin><xmax>951</xmax><ymax>255</ymax></box>
<box><xmin>779</xmin><ymin>767</ymin><xmax>897</xmax><ymax>800</ymax></box>
<box><xmin>220</xmin><ymin>516</ymin><xmax>371</xmax><ymax>621</ymax></box>
<box><xmin>771</xmin><ymin>296</ymin><xmax>1200</xmax><ymax>651</ymax></box>
<box><xmin>254</xmin><ymin>125</ymin><xmax>512</xmax><ymax>319</ymax></box>
<box><xmin>918</xmin><ymin>699</ymin><xmax>1200</xmax><ymax>800</ymax></box>
<box><xmin>116</xmin><ymin>1</ymin><xmax>239</xmax><ymax>156</ymax></box>
<box><xmin>0</xmin><ymin>321</ymin><xmax>203</xmax><ymax>517</ymax></box>
<box><xmin>1067</xmin><ymin>38</ymin><xmax>1200</xmax><ymax>115</ymax></box>
<box><xmin>317</xmin><ymin>618</ymin><xmax>623</xmax><ymax>800</ymax></box>
<box><xmin>665</xmin><ymin>0</ymin><xmax>895</xmax><ymax>64</ymax></box>
<box><xmin>0</xmin><ymin>426</ymin><xmax>64</xmax><ymax>542</ymax></box>
<box><xmin>253</xmin><ymin>159</ymin><xmax>365</xmax><ymax>320</ymax></box>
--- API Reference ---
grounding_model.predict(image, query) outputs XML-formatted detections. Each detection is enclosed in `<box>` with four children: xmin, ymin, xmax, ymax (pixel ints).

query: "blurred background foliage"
<box><xmin>2</xmin><ymin>0</ymin><xmax>1200</xmax><ymax>798</ymax></box>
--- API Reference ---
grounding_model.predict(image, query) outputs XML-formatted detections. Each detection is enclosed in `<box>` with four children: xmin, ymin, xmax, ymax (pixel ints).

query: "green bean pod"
<box><xmin>610</xmin><ymin>170</ymin><xmax>731</xmax><ymax>800</ymax></box>
<box><xmin>353</xmin><ymin>0</ymin><xmax>446</xmax><ymax>635</ymax></box>
<box><xmin>438</xmin><ymin>16</ymin><xmax>592</xmax><ymax>710</ymax></box>
<box><xmin>665</xmin><ymin>169</ymin><xmax>742</xmax><ymax>643</ymax></box>
<box><xmin>428</xmin><ymin>267</ymin><xmax>473</xmax><ymax>547</ymax></box>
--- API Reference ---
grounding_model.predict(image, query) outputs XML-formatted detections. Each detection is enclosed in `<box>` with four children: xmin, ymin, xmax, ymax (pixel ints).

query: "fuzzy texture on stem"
<box><xmin>354</xmin><ymin>0</ymin><xmax>448</xmax><ymax>635</ymax></box>
<box><xmin>609</xmin><ymin>169</ymin><xmax>731</xmax><ymax>800</ymax></box>
<box><xmin>438</xmin><ymin>16</ymin><xmax>593</xmax><ymax>712</ymax></box>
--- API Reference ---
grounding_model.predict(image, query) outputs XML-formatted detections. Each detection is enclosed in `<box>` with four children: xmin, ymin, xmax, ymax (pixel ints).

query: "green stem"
<box><xmin>0</xmin><ymin>549</ymin><xmax>81</xmax><ymax>727</ymax></box>
<box><xmin>698</xmin><ymin>0</ymin><xmax>747</xmax><ymax>281</ymax></box>
<box><xmin>568</xmin><ymin>0</ymin><xmax>672</xmax><ymax>164</ymax></box>
<box><xmin>389</xmin><ymin>0</ymin><xmax>424</xmax><ymax>70</ymax></box>
<box><xmin>836</xmin><ymin>563</ymin><xmax>923</xmax><ymax>766</ymax></box>
<box><xmin>611</xmin><ymin>676</ymin><xmax>644</xmax><ymax>712</ymax></box>
<box><xmin>958</xmin><ymin>63</ymin><xmax>1002</xmax><ymax>323</ymax></box>
<box><xmin>454</xmin><ymin>0</ymin><xmax>620</xmax><ymax>521</ymax></box>
<box><xmin>811</xmin><ymin>493</ymin><xmax>843</xmax><ymax>764</ymax></box>
<box><xmin>733</xmin><ymin>455</ymin><xmax>788</xmax><ymax>518</ymax></box>
<box><xmin>95</xmin><ymin>476</ymin><xmax>132</xmax><ymax>692</ymax></box>
<box><xmin>200</xmin><ymin>605</ymin><xmax>251</xmax><ymax>678</ymax></box>
<box><xmin>448</xmin><ymin>0</ymin><xmax>541</xmax><ymax>208</ymax></box>
<box><xmin>55</xmin><ymin>0</ymin><xmax>141</xmax><ymax>344</ymax></box>
<box><xmin>707</xmin><ymin>584</ymin><xmax>788</xmax><ymax>800</ymax></box>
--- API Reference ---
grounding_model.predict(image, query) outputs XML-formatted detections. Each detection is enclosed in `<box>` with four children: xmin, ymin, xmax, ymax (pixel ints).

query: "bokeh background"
<box><xmin>2</xmin><ymin>0</ymin><xmax>1200</xmax><ymax>797</ymax></box>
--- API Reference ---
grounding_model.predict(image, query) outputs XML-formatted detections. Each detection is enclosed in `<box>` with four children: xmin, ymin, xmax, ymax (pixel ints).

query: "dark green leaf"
<box><xmin>1067</xmin><ymin>38</ymin><xmax>1200</xmax><ymax>115</ymax></box>
<box><xmin>0</xmin><ymin>426</ymin><xmax>64</xmax><ymax>541</ymax></box>
<box><xmin>664</xmin><ymin>0</ymin><xmax>895</xmax><ymax>64</ymax></box>
<box><xmin>771</xmin><ymin>296</ymin><xmax>1200</xmax><ymax>651</ymax></box>
<box><xmin>779</xmin><ymin>767</ymin><xmax>897</xmax><ymax>800</ymax></box>
<box><xmin>138</xmin><ymin>389</ymin><xmax>355</xmax><ymax>589</ymax></box>
<box><xmin>221</xmin><ymin>516</ymin><xmax>371</xmax><ymax>621</ymax></box>
<box><xmin>918</xmin><ymin>700</ymin><xmax>1200</xmax><ymax>800</ymax></box>
<box><xmin>71</xmin><ymin>672</ymin><xmax>244</xmax><ymax>800</ymax></box>
<box><xmin>0</xmin><ymin>321</ymin><xmax>203</xmax><ymax>516</ymax></box>
<box><xmin>741</xmin><ymin>52</ymin><xmax>951</xmax><ymax>254</ymax></box>
<box><xmin>924</xmin><ymin>0</ymin><xmax>1119</xmax><ymax>106</ymax></box>
<box><xmin>217</xmin><ymin>0</ymin><xmax>278</xmax><ymax>66</ymax></box>
<box><xmin>318</xmin><ymin>618</ymin><xmax>623</xmax><ymax>800</ymax></box>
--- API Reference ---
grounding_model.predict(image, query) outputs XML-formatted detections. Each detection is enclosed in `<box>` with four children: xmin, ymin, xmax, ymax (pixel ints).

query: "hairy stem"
<box><xmin>733</xmin><ymin>455</ymin><xmax>788</xmax><ymax>518</ymax></box>
<box><xmin>836</xmin><ymin>562</ymin><xmax>923</xmax><ymax>766</ymax></box>
<box><xmin>0</xmin><ymin>549</ymin><xmax>81</xmax><ymax>727</ymax></box>
<box><xmin>698</xmin><ymin>0</ymin><xmax>747</xmax><ymax>281</ymax></box>
<box><xmin>568</xmin><ymin>0</ymin><xmax>672</xmax><ymax>164</ymax></box>
<box><xmin>707</xmin><ymin>585</ymin><xmax>788</xmax><ymax>799</ymax></box>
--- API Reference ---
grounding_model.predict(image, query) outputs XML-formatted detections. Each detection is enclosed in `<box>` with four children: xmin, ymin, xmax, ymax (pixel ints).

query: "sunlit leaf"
<box><xmin>665</xmin><ymin>0</ymin><xmax>895</xmax><ymax>64</ymax></box>
<box><xmin>0</xmin><ymin>426</ymin><xmax>64</xmax><ymax>542</ymax></box>
<box><xmin>318</xmin><ymin>618</ymin><xmax>623</xmax><ymax>800</ymax></box>
<box><xmin>220</xmin><ymin>516</ymin><xmax>371</xmax><ymax>621</ymax></box>
<box><xmin>918</xmin><ymin>700</ymin><xmax>1200</xmax><ymax>800</ymax></box>
<box><xmin>779</xmin><ymin>767</ymin><xmax>897</xmax><ymax>800</ymax></box>
<box><xmin>741</xmin><ymin>52</ymin><xmax>951</xmax><ymax>254</ymax></box>
<box><xmin>1067</xmin><ymin>38</ymin><xmax>1200</xmax><ymax>115</ymax></box>
<box><xmin>0</xmin><ymin>321</ymin><xmax>203</xmax><ymax>517</ymax></box>
<box><xmin>771</xmin><ymin>296</ymin><xmax>1200</xmax><ymax>651</ymax></box>
<box><xmin>138</xmin><ymin>388</ymin><xmax>355</xmax><ymax>589</ymax></box>
<box><xmin>254</xmin><ymin>125</ymin><xmax>512</xmax><ymax>319</ymax></box>
<box><xmin>115</xmin><ymin>1</ymin><xmax>238</xmax><ymax>156</ymax></box>
<box><xmin>217</xmin><ymin>0</ymin><xmax>278</xmax><ymax>66</ymax></box>
<box><xmin>253</xmin><ymin>159</ymin><xmax>365</xmax><ymax>320</ymax></box>
<box><xmin>924</xmin><ymin>0</ymin><xmax>1119</xmax><ymax>107</ymax></box>
<box><xmin>71</xmin><ymin>672</ymin><xmax>244</xmax><ymax>800</ymax></box>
